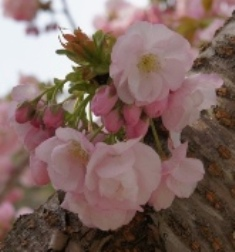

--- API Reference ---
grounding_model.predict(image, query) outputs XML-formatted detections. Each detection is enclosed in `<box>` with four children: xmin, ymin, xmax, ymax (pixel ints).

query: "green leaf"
<box><xmin>92</xmin><ymin>30</ymin><xmax>106</xmax><ymax>49</ymax></box>
<box><xmin>68</xmin><ymin>82</ymin><xmax>96</xmax><ymax>94</ymax></box>
<box><xmin>66</xmin><ymin>72</ymin><xmax>82</xmax><ymax>82</ymax></box>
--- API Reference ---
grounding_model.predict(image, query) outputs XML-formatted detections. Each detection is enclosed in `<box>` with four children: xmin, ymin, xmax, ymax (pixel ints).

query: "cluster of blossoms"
<box><xmin>11</xmin><ymin>21</ymin><xmax>223</xmax><ymax>231</ymax></box>
<box><xmin>2</xmin><ymin>0</ymin><xmax>235</xmax><ymax>43</ymax></box>
<box><xmin>94</xmin><ymin>0</ymin><xmax>235</xmax><ymax>46</ymax></box>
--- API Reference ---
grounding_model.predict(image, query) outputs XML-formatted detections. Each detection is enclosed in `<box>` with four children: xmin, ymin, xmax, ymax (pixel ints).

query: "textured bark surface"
<box><xmin>2</xmin><ymin>13</ymin><xmax>235</xmax><ymax>252</ymax></box>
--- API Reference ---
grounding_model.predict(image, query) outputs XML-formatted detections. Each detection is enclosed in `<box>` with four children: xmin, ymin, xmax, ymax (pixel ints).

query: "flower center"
<box><xmin>137</xmin><ymin>53</ymin><xmax>160</xmax><ymax>74</ymax></box>
<box><xmin>70</xmin><ymin>141</ymin><xmax>89</xmax><ymax>165</ymax></box>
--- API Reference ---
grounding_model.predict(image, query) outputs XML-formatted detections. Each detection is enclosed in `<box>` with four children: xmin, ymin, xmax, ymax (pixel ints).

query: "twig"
<box><xmin>61</xmin><ymin>0</ymin><xmax>76</xmax><ymax>30</ymax></box>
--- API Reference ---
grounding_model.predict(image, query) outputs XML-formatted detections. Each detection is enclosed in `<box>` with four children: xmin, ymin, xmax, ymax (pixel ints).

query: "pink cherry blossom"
<box><xmin>175</xmin><ymin>0</ymin><xmax>205</xmax><ymax>19</ymax></box>
<box><xmin>63</xmin><ymin>139</ymin><xmax>161</xmax><ymax>230</ymax></box>
<box><xmin>35</xmin><ymin>127</ymin><xmax>95</xmax><ymax>192</ymax></box>
<box><xmin>18</xmin><ymin>74</ymin><xmax>39</xmax><ymax>86</ymax></box>
<box><xmin>212</xmin><ymin>0</ymin><xmax>235</xmax><ymax>16</ymax></box>
<box><xmin>62</xmin><ymin>139</ymin><xmax>161</xmax><ymax>230</ymax></box>
<box><xmin>11</xmin><ymin>80</ymin><xmax>40</xmax><ymax>103</ymax></box>
<box><xmin>91</xmin><ymin>85</ymin><xmax>118</xmax><ymax>116</ymax></box>
<box><xmin>110</xmin><ymin>21</ymin><xmax>194</xmax><ymax>106</ymax></box>
<box><xmin>2</xmin><ymin>0</ymin><xmax>39</xmax><ymax>21</ymax></box>
<box><xmin>176</xmin><ymin>0</ymin><xmax>235</xmax><ymax>19</ymax></box>
<box><xmin>162</xmin><ymin>73</ymin><xmax>223</xmax><ymax>133</ymax></box>
<box><xmin>24</xmin><ymin>126</ymin><xmax>52</xmax><ymax>151</ymax></box>
<box><xmin>93</xmin><ymin>0</ymin><xmax>145</xmax><ymax>36</ymax></box>
<box><xmin>62</xmin><ymin>192</ymin><xmax>137</xmax><ymax>230</ymax></box>
<box><xmin>149</xmin><ymin>142</ymin><xmax>204</xmax><ymax>211</ymax></box>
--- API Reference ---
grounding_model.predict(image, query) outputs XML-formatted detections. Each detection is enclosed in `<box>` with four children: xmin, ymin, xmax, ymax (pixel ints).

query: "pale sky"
<box><xmin>0</xmin><ymin>0</ymin><xmax>148</xmax><ymax>97</ymax></box>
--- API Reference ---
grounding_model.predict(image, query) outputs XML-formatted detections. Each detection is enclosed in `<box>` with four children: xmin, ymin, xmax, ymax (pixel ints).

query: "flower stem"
<box><xmin>89</xmin><ymin>125</ymin><xmax>104</xmax><ymax>142</ymax></box>
<box><xmin>150</xmin><ymin>119</ymin><xmax>164</xmax><ymax>157</ymax></box>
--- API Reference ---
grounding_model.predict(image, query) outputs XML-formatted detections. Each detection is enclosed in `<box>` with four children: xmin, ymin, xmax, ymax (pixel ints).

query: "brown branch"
<box><xmin>61</xmin><ymin>0</ymin><xmax>76</xmax><ymax>30</ymax></box>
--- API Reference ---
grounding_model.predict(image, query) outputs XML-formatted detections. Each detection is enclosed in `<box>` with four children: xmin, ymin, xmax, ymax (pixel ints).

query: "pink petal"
<box><xmin>133</xmin><ymin>142</ymin><xmax>161</xmax><ymax>204</ymax></box>
<box><xmin>172</xmin><ymin>158</ymin><xmax>204</xmax><ymax>183</ymax></box>
<box><xmin>149</xmin><ymin>181</ymin><xmax>175</xmax><ymax>211</ymax></box>
<box><xmin>166</xmin><ymin>176</ymin><xmax>197</xmax><ymax>198</ymax></box>
<box><xmin>35</xmin><ymin>137</ymin><xmax>61</xmax><ymax>164</ymax></box>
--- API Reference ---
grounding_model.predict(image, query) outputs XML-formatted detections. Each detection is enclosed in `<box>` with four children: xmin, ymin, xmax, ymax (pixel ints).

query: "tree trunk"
<box><xmin>2</xmin><ymin>13</ymin><xmax>235</xmax><ymax>252</ymax></box>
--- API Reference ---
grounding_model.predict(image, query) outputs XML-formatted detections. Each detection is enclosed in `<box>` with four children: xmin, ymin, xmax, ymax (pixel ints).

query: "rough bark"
<box><xmin>2</xmin><ymin>12</ymin><xmax>235</xmax><ymax>252</ymax></box>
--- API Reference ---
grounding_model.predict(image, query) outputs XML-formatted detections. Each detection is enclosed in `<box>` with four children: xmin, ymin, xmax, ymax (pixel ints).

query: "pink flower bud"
<box><xmin>43</xmin><ymin>105</ymin><xmax>65</xmax><ymax>129</ymax></box>
<box><xmin>30</xmin><ymin>114</ymin><xmax>42</xmax><ymax>128</ymax></box>
<box><xmin>91</xmin><ymin>85</ymin><xmax>118</xmax><ymax>116</ymax></box>
<box><xmin>102</xmin><ymin>109</ymin><xmax>124</xmax><ymax>133</ymax></box>
<box><xmin>125</xmin><ymin>118</ymin><xmax>149</xmax><ymax>139</ymax></box>
<box><xmin>15</xmin><ymin>102</ymin><xmax>35</xmax><ymax>124</ymax></box>
<box><xmin>123</xmin><ymin>104</ymin><xmax>142</xmax><ymax>126</ymax></box>
<box><xmin>144</xmin><ymin>97</ymin><xmax>168</xmax><ymax>118</ymax></box>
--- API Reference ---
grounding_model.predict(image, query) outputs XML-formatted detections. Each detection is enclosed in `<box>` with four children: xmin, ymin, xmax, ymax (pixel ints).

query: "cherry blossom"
<box><xmin>93</xmin><ymin>0</ymin><xmax>162</xmax><ymax>36</ymax></box>
<box><xmin>149</xmin><ymin>142</ymin><xmax>204</xmax><ymax>211</ymax></box>
<box><xmin>62</xmin><ymin>138</ymin><xmax>161</xmax><ymax>230</ymax></box>
<box><xmin>162</xmin><ymin>73</ymin><xmax>223</xmax><ymax>133</ymax></box>
<box><xmin>35</xmin><ymin>127</ymin><xmax>95</xmax><ymax>192</ymax></box>
<box><xmin>2</xmin><ymin>0</ymin><xmax>39</xmax><ymax>21</ymax></box>
<box><xmin>110</xmin><ymin>21</ymin><xmax>194</xmax><ymax>106</ymax></box>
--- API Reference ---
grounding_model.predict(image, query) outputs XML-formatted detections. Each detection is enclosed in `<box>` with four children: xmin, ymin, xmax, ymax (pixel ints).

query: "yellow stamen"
<box><xmin>137</xmin><ymin>53</ymin><xmax>161</xmax><ymax>74</ymax></box>
<box><xmin>70</xmin><ymin>141</ymin><xmax>89</xmax><ymax>165</ymax></box>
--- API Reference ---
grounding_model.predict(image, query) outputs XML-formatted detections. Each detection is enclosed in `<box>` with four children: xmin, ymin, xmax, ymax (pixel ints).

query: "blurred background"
<box><xmin>0</xmin><ymin>0</ymin><xmax>147</xmax><ymax>96</ymax></box>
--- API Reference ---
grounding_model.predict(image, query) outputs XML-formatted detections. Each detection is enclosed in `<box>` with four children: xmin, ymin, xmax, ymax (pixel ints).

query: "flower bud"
<box><xmin>144</xmin><ymin>98</ymin><xmax>168</xmax><ymax>118</ymax></box>
<box><xmin>43</xmin><ymin>105</ymin><xmax>65</xmax><ymax>129</ymax></box>
<box><xmin>125</xmin><ymin>118</ymin><xmax>149</xmax><ymax>139</ymax></box>
<box><xmin>91</xmin><ymin>85</ymin><xmax>118</xmax><ymax>116</ymax></box>
<box><xmin>102</xmin><ymin>109</ymin><xmax>124</xmax><ymax>133</ymax></box>
<box><xmin>15</xmin><ymin>102</ymin><xmax>35</xmax><ymax>124</ymax></box>
<box><xmin>123</xmin><ymin>104</ymin><xmax>142</xmax><ymax>126</ymax></box>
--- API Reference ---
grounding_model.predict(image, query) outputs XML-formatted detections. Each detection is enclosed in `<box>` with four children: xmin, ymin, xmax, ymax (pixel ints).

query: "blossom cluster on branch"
<box><xmin>10</xmin><ymin>19</ymin><xmax>223</xmax><ymax>230</ymax></box>
<box><xmin>1</xmin><ymin>0</ymin><xmax>232</xmax><ymax>237</ymax></box>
